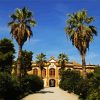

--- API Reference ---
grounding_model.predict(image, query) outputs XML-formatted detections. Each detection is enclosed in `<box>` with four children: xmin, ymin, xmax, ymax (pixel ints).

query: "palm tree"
<box><xmin>8</xmin><ymin>7</ymin><xmax>36</xmax><ymax>77</ymax></box>
<box><xmin>58</xmin><ymin>53</ymin><xmax>69</xmax><ymax>71</ymax></box>
<box><xmin>36</xmin><ymin>53</ymin><xmax>47</xmax><ymax>78</ymax></box>
<box><xmin>65</xmin><ymin>10</ymin><xmax>97</xmax><ymax>79</ymax></box>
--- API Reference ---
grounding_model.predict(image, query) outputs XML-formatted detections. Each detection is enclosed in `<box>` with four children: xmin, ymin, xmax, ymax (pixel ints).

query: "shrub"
<box><xmin>0</xmin><ymin>72</ymin><xmax>21</xmax><ymax>100</ymax></box>
<box><xmin>87</xmin><ymin>72</ymin><xmax>94</xmax><ymax>79</ymax></box>
<box><xmin>86</xmin><ymin>71</ymin><xmax>100</xmax><ymax>100</ymax></box>
<box><xmin>76</xmin><ymin>79</ymin><xmax>90</xmax><ymax>100</ymax></box>
<box><xmin>21</xmin><ymin>75</ymin><xmax>44</xmax><ymax>93</ymax></box>
<box><xmin>59</xmin><ymin>67</ymin><xmax>100</xmax><ymax>100</ymax></box>
<box><xmin>86</xmin><ymin>89</ymin><xmax>100</xmax><ymax>100</ymax></box>
<box><xmin>59</xmin><ymin>79</ymin><xmax>69</xmax><ymax>91</ymax></box>
<box><xmin>59</xmin><ymin>69</ymin><xmax>82</xmax><ymax>93</ymax></box>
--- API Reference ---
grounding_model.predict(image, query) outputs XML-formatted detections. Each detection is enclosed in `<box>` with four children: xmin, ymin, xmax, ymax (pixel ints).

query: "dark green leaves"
<box><xmin>0</xmin><ymin>38</ymin><xmax>15</xmax><ymax>73</ymax></box>
<box><xmin>65</xmin><ymin>9</ymin><xmax>97</xmax><ymax>55</ymax></box>
<box><xmin>8</xmin><ymin>7</ymin><xmax>36</xmax><ymax>46</ymax></box>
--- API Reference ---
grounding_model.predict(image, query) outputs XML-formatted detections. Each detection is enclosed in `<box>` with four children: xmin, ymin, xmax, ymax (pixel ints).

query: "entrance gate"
<box><xmin>49</xmin><ymin>79</ymin><xmax>55</xmax><ymax>87</ymax></box>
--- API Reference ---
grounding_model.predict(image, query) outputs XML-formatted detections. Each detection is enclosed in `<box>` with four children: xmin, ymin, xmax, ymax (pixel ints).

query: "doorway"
<box><xmin>49</xmin><ymin>79</ymin><xmax>55</xmax><ymax>87</ymax></box>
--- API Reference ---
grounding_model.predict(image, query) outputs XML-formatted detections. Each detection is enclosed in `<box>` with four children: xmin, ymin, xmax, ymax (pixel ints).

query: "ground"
<box><xmin>23</xmin><ymin>87</ymin><xmax>79</xmax><ymax>100</ymax></box>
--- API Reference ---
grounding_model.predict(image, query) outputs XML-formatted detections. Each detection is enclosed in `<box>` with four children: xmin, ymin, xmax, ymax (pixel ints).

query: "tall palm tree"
<box><xmin>36</xmin><ymin>53</ymin><xmax>47</xmax><ymax>78</ymax></box>
<box><xmin>58</xmin><ymin>53</ymin><xmax>69</xmax><ymax>71</ymax></box>
<box><xmin>8</xmin><ymin>7</ymin><xmax>36</xmax><ymax>77</ymax></box>
<box><xmin>65</xmin><ymin>10</ymin><xmax>97</xmax><ymax>79</ymax></box>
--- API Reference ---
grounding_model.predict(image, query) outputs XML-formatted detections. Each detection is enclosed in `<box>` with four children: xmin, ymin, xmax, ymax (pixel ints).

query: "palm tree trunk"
<box><xmin>81</xmin><ymin>54</ymin><xmax>87</xmax><ymax>79</ymax></box>
<box><xmin>17</xmin><ymin>45</ymin><xmax>22</xmax><ymax>78</ymax></box>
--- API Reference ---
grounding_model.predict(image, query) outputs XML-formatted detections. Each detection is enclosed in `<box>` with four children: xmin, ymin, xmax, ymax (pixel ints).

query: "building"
<box><xmin>28</xmin><ymin>56</ymin><xmax>95</xmax><ymax>87</ymax></box>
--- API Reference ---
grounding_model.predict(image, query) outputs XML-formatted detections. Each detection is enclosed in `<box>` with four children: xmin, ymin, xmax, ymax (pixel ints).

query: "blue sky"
<box><xmin>0</xmin><ymin>0</ymin><xmax>100</xmax><ymax>65</ymax></box>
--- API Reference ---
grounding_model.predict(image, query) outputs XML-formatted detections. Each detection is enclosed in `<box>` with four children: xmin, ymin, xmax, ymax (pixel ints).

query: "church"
<box><xmin>28</xmin><ymin>56</ymin><xmax>95</xmax><ymax>87</ymax></box>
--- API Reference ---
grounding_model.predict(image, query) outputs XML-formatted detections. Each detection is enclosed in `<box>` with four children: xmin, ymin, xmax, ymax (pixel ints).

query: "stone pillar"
<box><xmin>46</xmin><ymin>67</ymin><xmax>49</xmax><ymax>87</ymax></box>
<box><xmin>56</xmin><ymin>79</ymin><xmax>58</xmax><ymax>87</ymax></box>
<box><xmin>38</xmin><ymin>68</ymin><xmax>41</xmax><ymax>77</ymax></box>
<box><xmin>56</xmin><ymin>67</ymin><xmax>59</xmax><ymax>86</ymax></box>
<box><xmin>46</xmin><ymin>67</ymin><xmax>48</xmax><ymax>77</ymax></box>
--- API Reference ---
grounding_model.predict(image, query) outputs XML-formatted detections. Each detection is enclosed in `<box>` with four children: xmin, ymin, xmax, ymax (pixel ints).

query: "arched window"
<box><xmin>33</xmin><ymin>68</ymin><xmax>38</xmax><ymax>75</ymax></box>
<box><xmin>49</xmin><ymin>68</ymin><xmax>55</xmax><ymax>77</ymax></box>
<box><xmin>42</xmin><ymin>68</ymin><xmax>46</xmax><ymax>78</ymax></box>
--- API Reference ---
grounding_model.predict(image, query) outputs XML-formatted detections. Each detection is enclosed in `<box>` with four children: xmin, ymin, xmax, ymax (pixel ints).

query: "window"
<box><xmin>42</xmin><ymin>68</ymin><xmax>46</xmax><ymax>78</ymax></box>
<box><xmin>49</xmin><ymin>68</ymin><xmax>55</xmax><ymax>77</ymax></box>
<box><xmin>33</xmin><ymin>68</ymin><xmax>38</xmax><ymax>75</ymax></box>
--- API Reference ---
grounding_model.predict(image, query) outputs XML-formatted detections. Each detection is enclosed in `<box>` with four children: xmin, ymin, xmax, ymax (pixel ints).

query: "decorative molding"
<box><xmin>48</xmin><ymin>63</ymin><xmax>56</xmax><ymax>69</ymax></box>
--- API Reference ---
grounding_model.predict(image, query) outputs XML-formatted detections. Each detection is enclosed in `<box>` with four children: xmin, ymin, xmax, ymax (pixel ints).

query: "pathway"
<box><xmin>22</xmin><ymin>87</ymin><xmax>79</xmax><ymax>100</ymax></box>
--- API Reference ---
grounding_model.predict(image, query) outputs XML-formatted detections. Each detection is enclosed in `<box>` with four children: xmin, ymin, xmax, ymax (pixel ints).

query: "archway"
<box><xmin>49</xmin><ymin>68</ymin><xmax>55</xmax><ymax>77</ymax></box>
<box><xmin>49</xmin><ymin>79</ymin><xmax>55</xmax><ymax>87</ymax></box>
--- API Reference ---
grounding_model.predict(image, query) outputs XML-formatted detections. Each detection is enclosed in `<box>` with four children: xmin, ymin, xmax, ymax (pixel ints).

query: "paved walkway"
<box><xmin>23</xmin><ymin>87</ymin><xmax>79</xmax><ymax>100</ymax></box>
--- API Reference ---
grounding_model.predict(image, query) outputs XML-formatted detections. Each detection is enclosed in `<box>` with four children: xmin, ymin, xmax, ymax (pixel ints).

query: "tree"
<box><xmin>21</xmin><ymin>50</ymin><xmax>33</xmax><ymax>76</ymax></box>
<box><xmin>58</xmin><ymin>53</ymin><xmax>69</xmax><ymax>70</ymax></box>
<box><xmin>36</xmin><ymin>53</ymin><xmax>47</xmax><ymax>78</ymax></box>
<box><xmin>65</xmin><ymin>10</ymin><xmax>97</xmax><ymax>79</ymax></box>
<box><xmin>8</xmin><ymin>7</ymin><xmax>36</xmax><ymax>77</ymax></box>
<box><xmin>0</xmin><ymin>72</ymin><xmax>21</xmax><ymax>100</ymax></box>
<box><xmin>0</xmin><ymin>38</ymin><xmax>15</xmax><ymax>73</ymax></box>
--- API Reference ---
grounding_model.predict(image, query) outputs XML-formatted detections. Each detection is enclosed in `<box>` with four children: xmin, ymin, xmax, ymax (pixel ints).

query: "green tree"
<box><xmin>58</xmin><ymin>53</ymin><xmax>69</xmax><ymax>70</ymax></box>
<box><xmin>8</xmin><ymin>7</ymin><xmax>36</xmax><ymax>77</ymax></box>
<box><xmin>21</xmin><ymin>50</ymin><xmax>33</xmax><ymax>76</ymax></box>
<box><xmin>65</xmin><ymin>10</ymin><xmax>97</xmax><ymax>79</ymax></box>
<box><xmin>36</xmin><ymin>53</ymin><xmax>47</xmax><ymax>78</ymax></box>
<box><xmin>0</xmin><ymin>38</ymin><xmax>15</xmax><ymax>73</ymax></box>
<box><xmin>0</xmin><ymin>72</ymin><xmax>21</xmax><ymax>100</ymax></box>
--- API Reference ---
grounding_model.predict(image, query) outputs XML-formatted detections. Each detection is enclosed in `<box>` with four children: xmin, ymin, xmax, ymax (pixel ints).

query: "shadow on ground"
<box><xmin>36</xmin><ymin>91</ymin><xmax>54</xmax><ymax>94</ymax></box>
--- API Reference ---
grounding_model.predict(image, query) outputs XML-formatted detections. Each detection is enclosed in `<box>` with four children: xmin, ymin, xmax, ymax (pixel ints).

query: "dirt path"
<box><xmin>22</xmin><ymin>87</ymin><xmax>79</xmax><ymax>100</ymax></box>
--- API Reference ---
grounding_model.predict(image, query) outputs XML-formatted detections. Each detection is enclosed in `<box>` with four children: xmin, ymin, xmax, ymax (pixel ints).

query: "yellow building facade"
<box><xmin>28</xmin><ymin>57</ymin><xmax>95</xmax><ymax>87</ymax></box>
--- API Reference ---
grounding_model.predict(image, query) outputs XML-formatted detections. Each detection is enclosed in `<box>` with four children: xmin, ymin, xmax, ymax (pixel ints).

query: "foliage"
<box><xmin>0</xmin><ymin>72</ymin><xmax>21</xmax><ymax>100</ymax></box>
<box><xmin>59</xmin><ymin>67</ymin><xmax>100</xmax><ymax>100</ymax></box>
<box><xmin>36</xmin><ymin>53</ymin><xmax>47</xmax><ymax>78</ymax></box>
<box><xmin>8</xmin><ymin>7</ymin><xmax>36</xmax><ymax>76</ymax></box>
<box><xmin>58</xmin><ymin>53</ymin><xmax>69</xmax><ymax>70</ymax></box>
<box><xmin>65</xmin><ymin>9</ymin><xmax>97</xmax><ymax>56</ymax></box>
<box><xmin>76</xmin><ymin>79</ymin><xmax>90</xmax><ymax>100</ymax></box>
<box><xmin>59</xmin><ymin>69</ymin><xmax>82</xmax><ymax>93</ymax></box>
<box><xmin>94</xmin><ymin>66</ymin><xmax>100</xmax><ymax>75</ymax></box>
<box><xmin>65</xmin><ymin>9</ymin><xmax>97</xmax><ymax>79</ymax></box>
<box><xmin>86</xmin><ymin>89</ymin><xmax>100</xmax><ymax>100</ymax></box>
<box><xmin>21</xmin><ymin>75</ymin><xmax>44</xmax><ymax>93</ymax></box>
<box><xmin>86</xmin><ymin>68</ymin><xmax>100</xmax><ymax>100</ymax></box>
<box><xmin>0</xmin><ymin>73</ymin><xmax>44</xmax><ymax>100</ymax></box>
<box><xmin>77</xmin><ymin>67</ymin><xmax>100</xmax><ymax>100</ymax></box>
<box><xmin>21</xmin><ymin>50</ymin><xmax>33</xmax><ymax>76</ymax></box>
<box><xmin>8</xmin><ymin>7</ymin><xmax>36</xmax><ymax>47</ymax></box>
<box><xmin>0</xmin><ymin>38</ymin><xmax>15</xmax><ymax>73</ymax></box>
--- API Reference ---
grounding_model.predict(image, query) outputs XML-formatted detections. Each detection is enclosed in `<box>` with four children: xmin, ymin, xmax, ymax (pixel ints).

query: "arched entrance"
<box><xmin>49</xmin><ymin>79</ymin><xmax>55</xmax><ymax>87</ymax></box>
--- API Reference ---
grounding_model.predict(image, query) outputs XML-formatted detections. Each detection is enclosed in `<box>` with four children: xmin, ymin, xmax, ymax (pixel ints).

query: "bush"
<box><xmin>21</xmin><ymin>75</ymin><xmax>44</xmax><ymax>93</ymax></box>
<box><xmin>86</xmin><ymin>89</ymin><xmax>100</xmax><ymax>100</ymax></box>
<box><xmin>59</xmin><ymin>67</ymin><xmax>100</xmax><ymax>100</ymax></box>
<box><xmin>86</xmin><ymin>71</ymin><xmax>100</xmax><ymax>100</ymax></box>
<box><xmin>75</xmin><ymin>79</ymin><xmax>90</xmax><ymax>100</ymax></box>
<box><xmin>59</xmin><ymin>69</ymin><xmax>82</xmax><ymax>93</ymax></box>
<box><xmin>0</xmin><ymin>72</ymin><xmax>21</xmax><ymax>100</ymax></box>
<box><xmin>0</xmin><ymin>73</ymin><xmax>44</xmax><ymax>100</ymax></box>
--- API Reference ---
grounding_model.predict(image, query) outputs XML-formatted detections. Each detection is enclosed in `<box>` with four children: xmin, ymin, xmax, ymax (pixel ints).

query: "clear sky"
<box><xmin>0</xmin><ymin>0</ymin><xmax>100</xmax><ymax>65</ymax></box>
